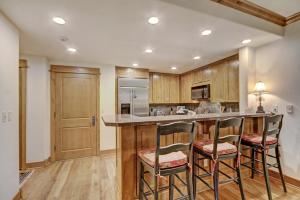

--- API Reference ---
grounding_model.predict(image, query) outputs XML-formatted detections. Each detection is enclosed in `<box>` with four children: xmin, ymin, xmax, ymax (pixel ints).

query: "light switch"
<box><xmin>7</xmin><ymin>112</ymin><xmax>12</xmax><ymax>122</ymax></box>
<box><xmin>286</xmin><ymin>105</ymin><xmax>293</xmax><ymax>114</ymax></box>
<box><xmin>1</xmin><ymin>112</ymin><xmax>7</xmax><ymax>123</ymax></box>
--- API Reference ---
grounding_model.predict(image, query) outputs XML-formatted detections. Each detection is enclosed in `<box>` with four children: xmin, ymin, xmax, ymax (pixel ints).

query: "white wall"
<box><xmin>252</xmin><ymin>21</ymin><xmax>300</xmax><ymax>179</ymax></box>
<box><xmin>20</xmin><ymin>55</ymin><xmax>50</xmax><ymax>163</ymax></box>
<box><xmin>0</xmin><ymin>12</ymin><xmax>20</xmax><ymax>200</ymax></box>
<box><xmin>99</xmin><ymin>65</ymin><xmax>116</xmax><ymax>150</ymax></box>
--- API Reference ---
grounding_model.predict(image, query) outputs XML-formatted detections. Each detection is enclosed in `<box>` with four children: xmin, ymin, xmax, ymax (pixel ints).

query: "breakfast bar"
<box><xmin>102</xmin><ymin>112</ymin><xmax>268</xmax><ymax>200</ymax></box>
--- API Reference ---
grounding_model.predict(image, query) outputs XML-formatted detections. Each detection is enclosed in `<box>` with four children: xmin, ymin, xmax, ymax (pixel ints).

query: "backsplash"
<box><xmin>149</xmin><ymin>102</ymin><xmax>239</xmax><ymax>116</ymax></box>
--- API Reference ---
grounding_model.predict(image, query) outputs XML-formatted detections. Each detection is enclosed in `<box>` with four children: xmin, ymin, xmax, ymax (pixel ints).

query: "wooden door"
<box><xmin>52</xmin><ymin>66</ymin><xmax>99</xmax><ymax>160</ymax></box>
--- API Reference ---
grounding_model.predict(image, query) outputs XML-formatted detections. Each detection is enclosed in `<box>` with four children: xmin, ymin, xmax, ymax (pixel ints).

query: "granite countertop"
<box><xmin>102</xmin><ymin>112</ymin><xmax>269</xmax><ymax>126</ymax></box>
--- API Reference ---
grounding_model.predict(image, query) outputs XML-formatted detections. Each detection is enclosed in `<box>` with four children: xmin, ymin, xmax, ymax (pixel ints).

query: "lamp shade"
<box><xmin>254</xmin><ymin>81</ymin><xmax>266</xmax><ymax>92</ymax></box>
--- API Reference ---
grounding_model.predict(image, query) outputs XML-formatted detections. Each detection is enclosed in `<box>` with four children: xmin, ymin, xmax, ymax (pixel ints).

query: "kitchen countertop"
<box><xmin>102</xmin><ymin>112</ymin><xmax>270</xmax><ymax>126</ymax></box>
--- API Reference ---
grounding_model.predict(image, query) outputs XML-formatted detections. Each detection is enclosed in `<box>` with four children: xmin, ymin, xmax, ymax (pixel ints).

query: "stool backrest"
<box><xmin>213</xmin><ymin>117</ymin><xmax>245</xmax><ymax>158</ymax></box>
<box><xmin>262</xmin><ymin>114</ymin><xmax>283</xmax><ymax>146</ymax></box>
<box><xmin>156</xmin><ymin>121</ymin><xmax>195</xmax><ymax>169</ymax></box>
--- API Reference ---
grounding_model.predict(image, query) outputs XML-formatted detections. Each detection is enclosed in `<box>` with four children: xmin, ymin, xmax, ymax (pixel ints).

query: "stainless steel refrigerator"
<box><xmin>118</xmin><ymin>77</ymin><xmax>149</xmax><ymax>116</ymax></box>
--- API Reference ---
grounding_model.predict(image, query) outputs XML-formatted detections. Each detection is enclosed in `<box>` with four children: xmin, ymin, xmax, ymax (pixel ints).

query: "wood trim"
<box><xmin>50</xmin><ymin>65</ymin><xmax>100</xmax><ymax>75</ymax></box>
<box><xmin>26</xmin><ymin>157</ymin><xmax>51</xmax><ymax>169</ymax></box>
<box><xmin>100</xmin><ymin>149</ymin><xmax>116</xmax><ymax>157</ymax></box>
<box><xmin>19</xmin><ymin>59</ymin><xmax>28</xmax><ymax>68</ymax></box>
<box><xmin>286</xmin><ymin>12</ymin><xmax>300</xmax><ymax>25</ymax></box>
<box><xmin>12</xmin><ymin>190</ymin><xmax>22</xmax><ymax>200</ymax></box>
<box><xmin>269</xmin><ymin>169</ymin><xmax>300</xmax><ymax>188</ymax></box>
<box><xmin>50</xmin><ymin>66</ymin><xmax>101</xmax><ymax>161</ymax></box>
<box><xmin>210</xmin><ymin>0</ymin><xmax>286</xmax><ymax>26</ymax></box>
<box><xmin>50</xmin><ymin>71</ymin><xmax>56</xmax><ymax>162</ymax></box>
<box><xmin>19</xmin><ymin>60</ymin><xmax>27</xmax><ymax>171</ymax></box>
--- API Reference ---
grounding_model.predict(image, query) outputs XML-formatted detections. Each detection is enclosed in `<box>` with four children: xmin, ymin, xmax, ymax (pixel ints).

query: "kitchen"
<box><xmin>1</xmin><ymin>0</ymin><xmax>300</xmax><ymax>200</ymax></box>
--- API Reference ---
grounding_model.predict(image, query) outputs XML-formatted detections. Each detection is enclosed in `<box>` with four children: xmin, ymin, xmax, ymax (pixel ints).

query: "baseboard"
<box><xmin>26</xmin><ymin>157</ymin><xmax>51</xmax><ymax>169</ymax></box>
<box><xmin>100</xmin><ymin>149</ymin><xmax>116</xmax><ymax>157</ymax></box>
<box><xmin>12</xmin><ymin>190</ymin><xmax>22</xmax><ymax>200</ymax></box>
<box><xmin>269</xmin><ymin>169</ymin><xmax>300</xmax><ymax>188</ymax></box>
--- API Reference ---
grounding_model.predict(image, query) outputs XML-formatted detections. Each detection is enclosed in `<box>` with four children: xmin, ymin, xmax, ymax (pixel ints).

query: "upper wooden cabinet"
<box><xmin>180</xmin><ymin>72</ymin><xmax>196</xmax><ymax>103</ymax></box>
<box><xmin>210</xmin><ymin>55</ymin><xmax>239</xmax><ymax>102</ymax></box>
<box><xmin>116</xmin><ymin>66</ymin><xmax>149</xmax><ymax>78</ymax></box>
<box><xmin>150</xmin><ymin>73</ymin><xmax>180</xmax><ymax>104</ymax></box>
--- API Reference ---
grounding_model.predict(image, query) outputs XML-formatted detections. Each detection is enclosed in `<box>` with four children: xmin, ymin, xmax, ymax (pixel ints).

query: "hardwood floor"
<box><xmin>21</xmin><ymin>155</ymin><xmax>300</xmax><ymax>200</ymax></box>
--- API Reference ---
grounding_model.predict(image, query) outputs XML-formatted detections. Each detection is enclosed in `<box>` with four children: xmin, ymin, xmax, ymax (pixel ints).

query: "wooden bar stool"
<box><xmin>241</xmin><ymin>115</ymin><xmax>287</xmax><ymax>200</ymax></box>
<box><xmin>193</xmin><ymin>118</ymin><xmax>245</xmax><ymax>200</ymax></box>
<box><xmin>138</xmin><ymin>121</ymin><xmax>195</xmax><ymax>200</ymax></box>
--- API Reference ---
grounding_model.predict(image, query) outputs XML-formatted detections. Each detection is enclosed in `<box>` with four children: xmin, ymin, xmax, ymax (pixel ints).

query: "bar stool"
<box><xmin>241</xmin><ymin>115</ymin><xmax>287</xmax><ymax>200</ymax></box>
<box><xmin>138</xmin><ymin>121</ymin><xmax>195</xmax><ymax>200</ymax></box>
<box><xmin>193</xmin><ymin>118</ymin><xmax>245</xmax><ymax>200</ymax></box>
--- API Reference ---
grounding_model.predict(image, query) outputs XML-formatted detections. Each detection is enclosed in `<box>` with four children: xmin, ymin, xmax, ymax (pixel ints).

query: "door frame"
<box><xmin>19</xmin><ymin>59</ymin><xmax>28</xmax><ymax>170</ymax></box>
<box><xmin>50</xmin><ymin>65</ymin><xmax>101</xmax><ymax>161</ymax></box>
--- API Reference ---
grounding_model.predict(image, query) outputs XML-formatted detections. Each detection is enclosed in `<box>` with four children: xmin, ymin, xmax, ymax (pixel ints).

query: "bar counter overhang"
<box><xmin>102</xmin><ymin>112</ymin><xmax>269</xmax><ymax>200</ymax></box>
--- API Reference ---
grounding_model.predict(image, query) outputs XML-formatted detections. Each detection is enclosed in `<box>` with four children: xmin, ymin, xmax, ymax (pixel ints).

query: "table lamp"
<box><xmin>254</xmin><ymin>81</ymin><xmax>266</xmax><ymax>113</ymax></box>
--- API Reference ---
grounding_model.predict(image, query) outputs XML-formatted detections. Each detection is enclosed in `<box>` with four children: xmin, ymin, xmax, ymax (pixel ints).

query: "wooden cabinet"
<box><xmin>227</xmin><ymin>59</ymin><xmax>239</xmax><ymax>102</ymax></box>
<box><xmin>180</xmin><ymin>72</ymin><xmax>196</xmax><ymax>103</ymax></box>
<box><xmin>150</xmin><ymin>73</ymin><xmax>180</xmax><ymax>103</ymax></box>
<box><xmin>198</xmin><ymin>54</ymin><xmax>239</xmax><ymax>103</ymax></box>
<box><xmin>210</xmin><ymin>62</ymin><xmax>228</xmax><ymax>102</ymax></box>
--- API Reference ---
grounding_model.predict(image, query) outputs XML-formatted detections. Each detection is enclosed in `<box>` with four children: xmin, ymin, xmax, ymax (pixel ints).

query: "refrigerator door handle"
<box><xmin>130</xmin><ymin>89</ymin><xmax>133</xmax><ymax>115</ymax></box>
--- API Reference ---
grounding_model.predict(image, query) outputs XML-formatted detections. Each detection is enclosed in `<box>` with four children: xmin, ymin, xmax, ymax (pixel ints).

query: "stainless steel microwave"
<box><xmin>191</xmin><ymin>83</ymin><xmax>210</xmax><ymax>100</ymax></box>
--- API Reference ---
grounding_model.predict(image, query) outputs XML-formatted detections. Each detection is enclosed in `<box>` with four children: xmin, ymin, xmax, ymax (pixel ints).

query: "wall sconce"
<box><xmin>253</xmin><ymin>81</ymin><xmax>267</xmax><ymax>113</ymax></box>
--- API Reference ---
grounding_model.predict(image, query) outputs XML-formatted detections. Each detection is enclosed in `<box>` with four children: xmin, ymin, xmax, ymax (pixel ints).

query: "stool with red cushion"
<box><xmin>241</xmin><ymin>115</ymin><xmax>287</xmax><ymax>200</ymax></box>
<box><xmin>193</xmin><ymin>118</ymin><xmax>245</xmax><ymax>200</ymax></box>
<box><xmin>138</xmin><ymin>121</ymin><xmax>195</xmax><ymax>200</ymax></box>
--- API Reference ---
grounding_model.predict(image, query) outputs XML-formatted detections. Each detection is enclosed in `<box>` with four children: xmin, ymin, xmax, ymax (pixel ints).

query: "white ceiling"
<box><xmin>0</xmin><ymin>0</ymin><xmax>282</xmax><ymax>73</ymax></box>
<box><xmin>248</xmin><ymin>0</ymin><xmax>300</xmax><ymax>17</ymax></box>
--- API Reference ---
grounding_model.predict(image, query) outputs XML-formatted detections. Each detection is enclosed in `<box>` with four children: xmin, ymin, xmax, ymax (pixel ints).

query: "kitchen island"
<box><xmin>102</xmin><ymin>112</ymin><xmax>268</xmax><ymax>200</ymax></box>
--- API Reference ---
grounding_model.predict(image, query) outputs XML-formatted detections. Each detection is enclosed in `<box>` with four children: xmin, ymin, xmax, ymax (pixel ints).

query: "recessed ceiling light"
<box><xmin>242</xmin><ymin>39</ymin><xmax>252</xmax><ymax>44</ymax></box>
<box><xmin>193</xmin><ymin>56</ymin><xmax>200</xmax><ymax>60</ymax></box>
<box><xmin>148</xmin><ymin>17</ymin><xmax>159</xmax><ymax>25</ymax></box>
<box><xmin>171</xmin><ymin>66</ymin><xmax>177</xmax><ymax>70</ymax></box>
<box><xmin>67</xmin><ymin>48</ymin><xmax>77</xmax><ymax>53</ymax></box>
<box><xmin>132</xmin><ymin>63</ymin><xmax>139</xmax><ymax>67</ymax></box>
<box><xmin>145</xmin><ymin>49</ymin><xmax>153</xmax><ymax>53</ymax></box>
<box><xmin>201</xmin><ymin>29</ymin><xmax>212</xmax><ymax>36</ymax></box>
<box><xmin>52</xmin><ymin>17</ymin><xmax>66</xmax><ymax>25</ymax></box>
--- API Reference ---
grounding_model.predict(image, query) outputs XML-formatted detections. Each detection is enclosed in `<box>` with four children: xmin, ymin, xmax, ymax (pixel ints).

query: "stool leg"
<box><xmin>275</xmin><ymin>146</ymin><xmax>287</xmax><ymax>192</ymax></box>
<box><xmin>262</xmin><ymin>151</ymin><xmax>272</xmax><ymax>200</ymax></box>
<box><xmin>139</xmin><ymin>162</ymin><xmax>144</xmax><ymax>200</ymax></box>
<box><xmin>186</xmin><ymin>168</ymin><xmax>194</xmax><ymax>200</ymax></box>
<box><xmin>236</xmin><ymin>165</ymin><xmax>246</xmax><ymax>200</ymax></box>
<box><xmin>251</xmin><ymin>148</ymin><xmax>256</xmax><ymax>179</ymax></box>
<box><xmin>192</xmin><ymin>152</ymin><xmax>196</xmax><ymax>198</ymax></box>
<box><xmin>154</xmin><ymin>173</ymin><xmax>159</xmax><ymax>200</ymax></box>
<box><xmin>169</xmin><ymin>175</ymin><xmax>174</xmax><ymax>200</ymax></box>
<box><xmin>213</xmin><ymin>162</ymin><xmax>219</xmax><ymax>200</ymax></box>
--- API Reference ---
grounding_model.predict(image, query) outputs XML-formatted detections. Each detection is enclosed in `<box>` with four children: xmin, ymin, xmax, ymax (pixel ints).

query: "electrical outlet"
<box><xmin>7</xmin><ymin>112</ymin><xmax>12</xmax><ymax>122</ymax></box>
<box><xmin>286</xmin><ymin>105</ymin><xmax>293</xmax><ymax>114</ymax></box>
<box><xmin>272</xmin><ymin>105</ymin><xmax>278</xmax><ymax>113</ymax></box>
<box><xmin>1</xmin><ymin>112</ymin><xmax>7</xmax><ymax>123</ymax></box>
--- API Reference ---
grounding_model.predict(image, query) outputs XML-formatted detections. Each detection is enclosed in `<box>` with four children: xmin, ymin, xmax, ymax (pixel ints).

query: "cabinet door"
<box><xmin>180</xmin><ymin>73</ymin><xmax>193</xmax><ymax>103</ymax></box>
<box><xmin>169</xmin><ymin>75</ymin><xmax>180</xmax><ymax>103</ymax></box>
<box><xmin>227</xmin><ymin>59</ymin><xmax>239</xmax><ymax>102</ymax></box>
<box><xmin>211</xmin><ymin>63</ymin><xmax>228</xmax><ymax>102</ymax></box>
<box><xmin>193</xmin><ymin>69</ymin><xmax>203</xmax><ymax>84</ymax></box>
<box><xmin>162</xmin><ymin>75</ymin><xmax>170</xmax><ymax>103</ymax></box>
<box><xmin>152</xmin><ymin>73</ymin><xmax>164</xmax><ymax>103</ymax></box>
<box><xmin>149</xmin><ymin>73</ymin><xmax>153</xmax><ymax>103</ymax></box>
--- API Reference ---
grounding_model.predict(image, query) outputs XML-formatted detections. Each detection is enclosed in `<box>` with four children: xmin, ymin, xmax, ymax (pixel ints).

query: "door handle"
<box><xmin>91</xmin><ymin>116</ymin><xmax>96</xmax><ymax>126</ymax></box>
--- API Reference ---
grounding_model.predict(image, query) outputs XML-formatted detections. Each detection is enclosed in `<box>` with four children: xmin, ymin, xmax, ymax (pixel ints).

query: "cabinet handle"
<box><xmin>91</xmin><ymin>116</ymin><xmax>96</xmax><ymax>126</ymax></box>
